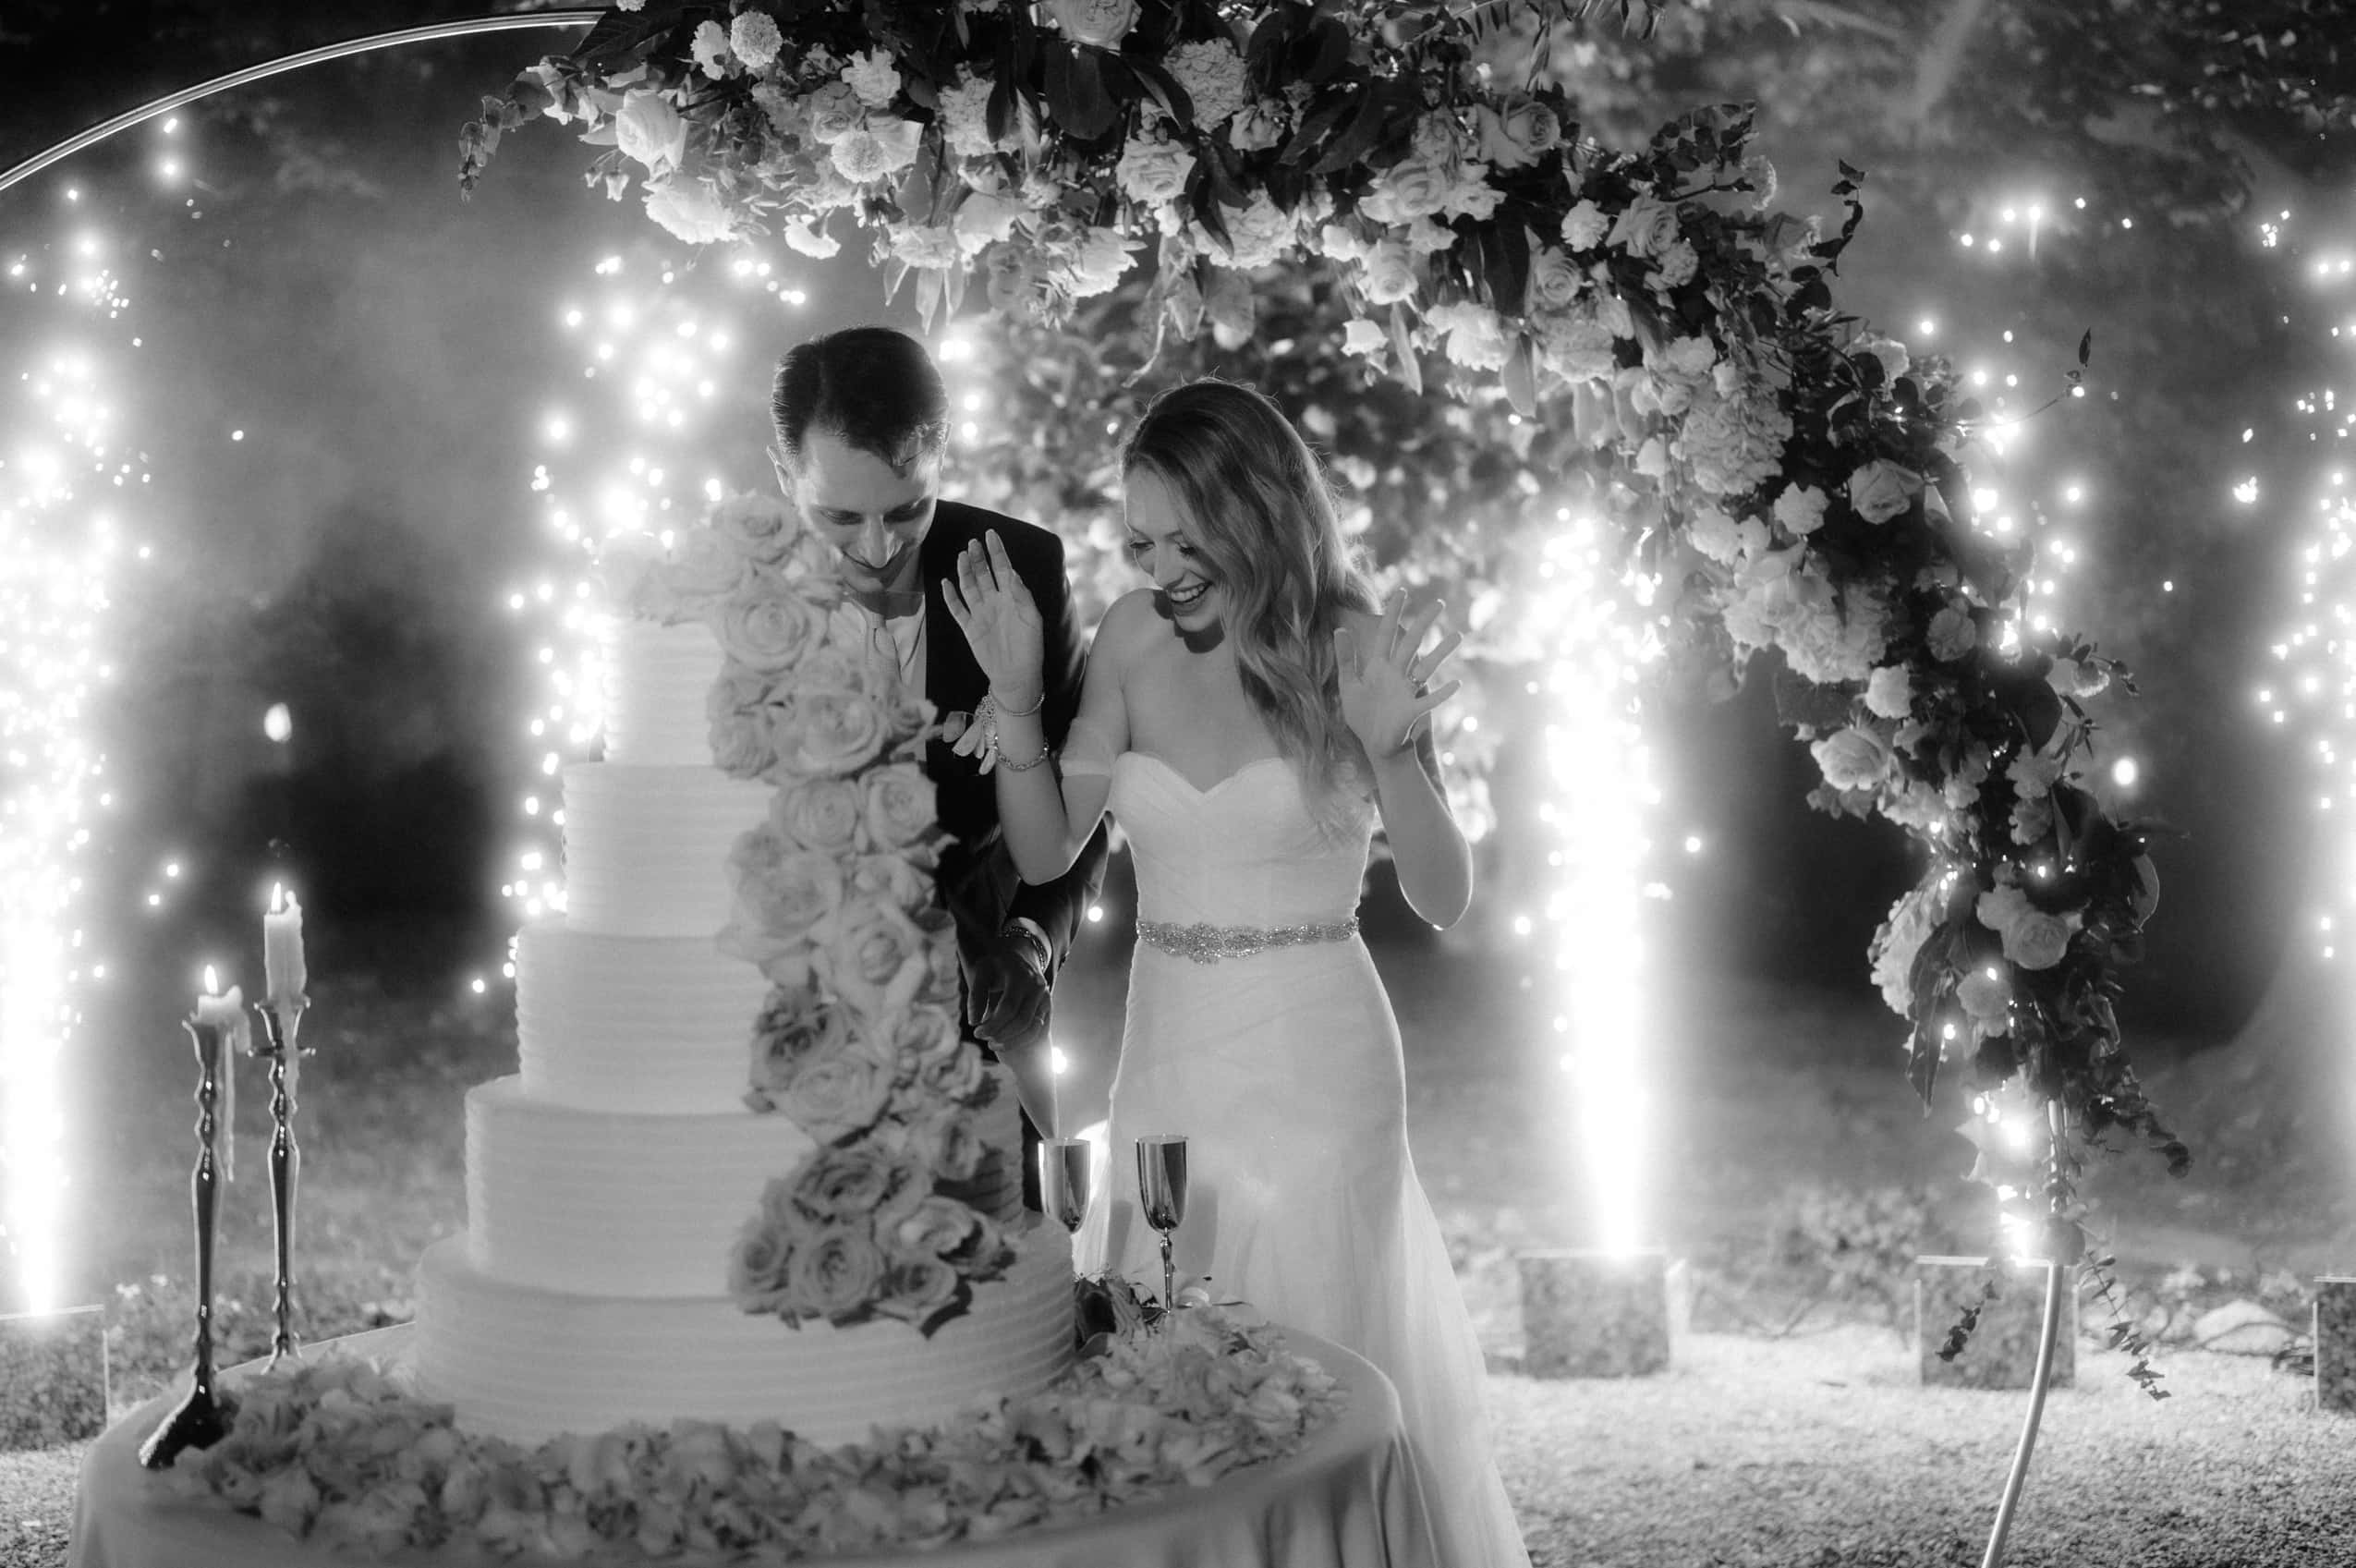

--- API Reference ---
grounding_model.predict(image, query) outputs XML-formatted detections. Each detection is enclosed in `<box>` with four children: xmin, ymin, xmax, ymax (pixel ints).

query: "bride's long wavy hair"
<box><xmin>1122</xmin><ymin>380</ymin><xmax>1379</xmax><ymax>806</ymax></box>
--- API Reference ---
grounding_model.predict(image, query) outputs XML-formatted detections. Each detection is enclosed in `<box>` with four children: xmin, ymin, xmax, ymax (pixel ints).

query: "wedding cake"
<box><xmin>408</xmin><ymin>504</ymin><xmax>1075</xmax><ymax>1446</ymax></box>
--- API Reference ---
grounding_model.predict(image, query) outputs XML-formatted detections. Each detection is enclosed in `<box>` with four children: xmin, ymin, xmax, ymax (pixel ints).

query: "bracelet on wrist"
<box><xmin>997</xmin><ymin>738</ymin><xmax>1053</xmax><ymax>772</ymax></box>
<box><xmin>992</xmin><ymin>685</ymin><xmax>1046</xmax><ymax>719</ymax></box>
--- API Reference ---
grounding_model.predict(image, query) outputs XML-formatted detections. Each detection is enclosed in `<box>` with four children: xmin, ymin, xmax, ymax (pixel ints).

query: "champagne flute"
<box><xmin>1039</xmin><ymin>1136</ymin><xmax>1092</xmax><ymax>1235</ymax></box>
<box><xmin>1135</xmin><ymin>1134</ymin><xmax>1188</xmax><ymax>1309</ymax></box>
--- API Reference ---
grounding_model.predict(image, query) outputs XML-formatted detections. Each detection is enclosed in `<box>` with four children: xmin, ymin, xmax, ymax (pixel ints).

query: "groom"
<box><xmin>770</xmin><ymin>325</ymin><xmax>1106</xmax><ymax>1210</ymax></box>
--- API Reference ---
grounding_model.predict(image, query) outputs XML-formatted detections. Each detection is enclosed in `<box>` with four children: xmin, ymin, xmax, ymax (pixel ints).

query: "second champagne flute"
<box><xmin>1135</xmin><ymin>1133</ymin><xmax>1188</xmax><ymax>1309</ymax></box>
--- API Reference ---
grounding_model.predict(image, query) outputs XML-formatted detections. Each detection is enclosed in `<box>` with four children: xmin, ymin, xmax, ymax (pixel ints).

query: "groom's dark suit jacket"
<box><xmin>917</xmin><ymin>500</ymin><xmax>1109</xmax><ymax>1080</ymax></box>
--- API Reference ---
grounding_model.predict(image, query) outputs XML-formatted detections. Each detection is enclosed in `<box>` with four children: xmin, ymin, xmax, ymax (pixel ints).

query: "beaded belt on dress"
<box><xmin>1135</xmin><ymin>917</ymin><xmax>1360</xmax><ymax>964</ymax></box>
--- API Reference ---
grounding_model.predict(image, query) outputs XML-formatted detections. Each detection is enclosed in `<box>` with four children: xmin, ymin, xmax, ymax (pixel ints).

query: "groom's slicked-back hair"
<box><xmin>771</xmin><ymin>325</ymin><xmax>950</xmax><ymax>478</ymax></box>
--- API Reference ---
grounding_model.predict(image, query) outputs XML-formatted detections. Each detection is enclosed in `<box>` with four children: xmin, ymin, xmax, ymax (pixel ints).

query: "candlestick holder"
<box><xmin>252</xmin><ymin>995</ymin><xmax>310</xmax><ymax>1368</ymax></box>
<box><xmin>140</xmin><ymin>1017</ymin><xmax>240</xmax><ymax>1469</ymax></box>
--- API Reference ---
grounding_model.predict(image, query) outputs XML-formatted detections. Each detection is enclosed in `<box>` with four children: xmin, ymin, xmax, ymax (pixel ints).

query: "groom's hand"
<box><xmin>965</xmin><ymin>930</ymin><xmax>1050</xmax><ymax>1055</ymax></box>
<box><xmin>965</xmin><ymin>929</ymin><xmax>1058</xmax><ymax>1136</ymax></box>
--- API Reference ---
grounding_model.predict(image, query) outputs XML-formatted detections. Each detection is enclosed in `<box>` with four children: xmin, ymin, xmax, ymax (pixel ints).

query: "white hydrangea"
<box><xmin>1208</xmin><ymin>190</ymin><xmax>1293</xmax><ymax>270</ymax></box>
<box><xmin>730</xmin><ymin>11</ymin><xmax>785</xmax><ymax>69</ymax></box>
<box><xmin>1869</xmin><ymin>883</ymin><xmax>1943</xmax><ymax>1018</ymax></box>
<box><xmin>1424</xmin><ymin>301</ymin><xmax>1509</xmax><ymax>371</ymax></box>
<box><xmin>891</xmin><ymin>225</ymin><xmax>962</xmax><ymax>270</ymax></box>
<box><xmin>1165</xmin><ymin>38</ymin><xmax>1248</xmax><ymax>132</ymax></box>
<box><xmin>937</xmin><ymin>73</ymin><xmax>998</xmax><ymax>158</ymax></box>
<box><xmin>1533</xmin><ymin>309</ymin><xmax>1615</xmax><ymax>384</ymax></box>
<box><xmin>1864</xmin><ymin>663</ymin><xmax>1914</xmax><ymax>720</ymax></box>
<box><xmin>1677</xmin><ymin>383</ymin><xmax>1792</xmax><ymax>498</ymax></box>
<box><xmin>644</xmin><ymin>178</ymin><xmax>735</xmax><ymax>246</ymax></box>
<box><xmin>1773</xmin><ymin>482</ymin><xmax>1828</xmax><ymax>537</ymax></box>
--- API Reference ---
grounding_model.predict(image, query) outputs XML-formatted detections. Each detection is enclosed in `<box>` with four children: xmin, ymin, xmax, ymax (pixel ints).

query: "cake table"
<box><xmin>69</xmin><ymin>1323</ymin><xmax>1439</xmax><ymax>1568</ymax></box>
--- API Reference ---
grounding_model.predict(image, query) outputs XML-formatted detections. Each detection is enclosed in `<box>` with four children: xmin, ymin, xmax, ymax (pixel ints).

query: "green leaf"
<box><xmin>1125</xmin><ymin>55</ymin><xmax>1194</xmax><ymax>128</ymax></box>
<box><xmin>1477</xmin><ymin>222</ymin><xmax>1530</xmax><ymax>318</ymax></box>
<box><xmin>1311</xmin><ymin>80</ymin><xmax>1402</xmax><ymax>176</ymax></box>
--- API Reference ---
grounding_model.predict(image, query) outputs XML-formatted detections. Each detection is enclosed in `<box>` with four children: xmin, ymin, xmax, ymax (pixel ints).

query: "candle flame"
<box><xmin>202</xmin><ymin>963</ymin><xmax>219</xmax><ymax>994</ymax></box>
<box><xmin>269</xmin><ymin>881</ymin><xmax>284</xmax><ymax>913</ymax></box>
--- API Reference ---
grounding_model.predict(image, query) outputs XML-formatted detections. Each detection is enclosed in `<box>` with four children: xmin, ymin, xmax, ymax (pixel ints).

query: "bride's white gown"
<box><xmin>1076</xmin><ymin>751</ymin><xmax>1531</xmax><ymax>1568</ymax></box>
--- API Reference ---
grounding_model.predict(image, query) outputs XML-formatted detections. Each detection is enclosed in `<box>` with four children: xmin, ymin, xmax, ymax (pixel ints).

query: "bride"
<box><xmin>945</xmin><ymin>379</ymin><xmax>1530</xmax><ymax>1567</ymax></box>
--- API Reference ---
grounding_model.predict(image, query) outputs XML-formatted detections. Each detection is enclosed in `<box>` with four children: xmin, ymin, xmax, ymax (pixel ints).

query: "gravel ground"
<box><xmin>8</xmin><ymin>1326</ymin><xmax>2346</xmax><ymax>1568</ymax></box>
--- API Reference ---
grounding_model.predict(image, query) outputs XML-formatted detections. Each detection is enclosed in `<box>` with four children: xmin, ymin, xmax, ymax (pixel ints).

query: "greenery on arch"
<box><xmin>463</xmin><ymin>0</ymin><xmax>2185</xmax><ymax>1383</ymax></box>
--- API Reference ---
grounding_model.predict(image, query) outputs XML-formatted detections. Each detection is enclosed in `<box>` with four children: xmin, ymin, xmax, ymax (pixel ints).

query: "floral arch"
<box><xmin>464</xmin><ymin>0</ymin><xmax>2182</xmax><ymax>1376</ymax></box>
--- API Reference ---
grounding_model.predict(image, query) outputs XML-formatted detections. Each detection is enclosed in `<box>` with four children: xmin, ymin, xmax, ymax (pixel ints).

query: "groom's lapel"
<box><xmin>920</xmin><ymin>504</ymin><xmax>984</xmax><ymax>714</ymax></box>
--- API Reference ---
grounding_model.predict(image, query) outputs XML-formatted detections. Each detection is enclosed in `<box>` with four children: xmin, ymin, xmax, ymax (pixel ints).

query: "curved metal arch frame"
<box><xmin>0</xmin><ymin>12</ymin><xmax>604</xmax><ymax>199</ymax></box>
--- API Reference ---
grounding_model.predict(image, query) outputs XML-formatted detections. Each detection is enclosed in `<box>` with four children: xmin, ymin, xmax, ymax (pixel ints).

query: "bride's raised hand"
<box><xmin>944</xmin><ymin>531</ymin><xmax>1046</xmax><ymax>704</ymax></box>
<box><xmin>1335</xmin><ymin>589</ymin><xmax>1463</xmax><ymax>758</ymax></box>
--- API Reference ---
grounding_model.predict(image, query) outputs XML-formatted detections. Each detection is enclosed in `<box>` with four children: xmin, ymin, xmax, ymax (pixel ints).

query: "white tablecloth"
<box><xmin>70</xmin><ymin>1323</ymin><xmax>1437</xmax><ymax>1568</ymax></box>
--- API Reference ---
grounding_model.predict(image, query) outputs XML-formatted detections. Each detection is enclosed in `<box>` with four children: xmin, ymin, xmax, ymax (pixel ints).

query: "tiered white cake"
<box><xmin>412</xmin><ymin>615</ymin><xmax>1075</xmax><ymax>1446</ymax></box>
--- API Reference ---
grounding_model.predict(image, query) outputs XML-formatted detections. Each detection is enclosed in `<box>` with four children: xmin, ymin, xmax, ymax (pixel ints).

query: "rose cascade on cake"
<box><xmin>408</xmin><ymin>492</ymin><xmax>1076</xmax><ymax>1445</ymax></box>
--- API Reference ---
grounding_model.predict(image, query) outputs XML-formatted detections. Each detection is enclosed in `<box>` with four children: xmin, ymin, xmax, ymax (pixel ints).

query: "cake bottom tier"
<box><xmin>411</xmin><ymin>1222</ymin><xmax>1075</xmax><ymax>1448</ymax></box>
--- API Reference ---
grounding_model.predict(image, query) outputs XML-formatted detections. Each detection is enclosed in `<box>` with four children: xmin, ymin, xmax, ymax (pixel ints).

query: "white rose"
<box><xmin>1442</xmin><ymin>168</ymin><xmax>1504</xmax><ymax>221</ymax></box>
<box><xmin>1608</xmin><ymin>192</ymin><xmax>1681</xmax><ymax>258</ymax></box>
<box><xmin>772</xmin><ymin>777</ymin><xmax>863</xmax><ymax>852</ymax></box>
<box><xmin>1864</xmin><ymin>664</ymin><xmax>1914</xmax><ymax>720</ymax></box>
<box><xmin>665</xmin><ymin>526</ymin><xmax>749</xmax><ymax>603</ymax></box>
<box><xmin>779</xmin><ymin>689</ymin><xmax>889</xmax><ymax>777</ymax></box>
<box><xmin>643</xmin><ymin>178</ymin><xmax>736</xmax><ymax>246</ymax></box>
<box><xmin>801</xmin><ymin>82</ymin><xmax>863</xmax><ymax>145</ymax></box>
<box><xmin>1773</xmin><ymin>482</ymin><xmax>1828</xmax><ymax>537</ymax></box>
<box><xmin>1529</xmin><ymin>247</ymin><xmax>1582</xmax><ymax>311</ymax></box>
<box><xmin>1318</xmin><ymin>223</ymin><xmax>1366</xmax><ymax>263</ymax></box>
<box><xmin>1358</xmin><ymin>155</ymin><xmax>1453</xmax><ymax>225</ymax></box>
<box><xmin>1357</xmin><ymin>238</ymin><xmax>1418</xmax><ymax>305</ymax></box>
<box><xmin>861</xmin><ymin>762</ymin><xmax>936</xmax><ymax>849</ymax></box>
<box><xmin>1848</xmin><ymin>459</ymin><xmax>1925</xmax><ymax>525</ymax></box>
<box><xmin>1859</xmin><ymin>334</ymin><xmax>1911</xmax><ymax>382</ymax></box>
<box><xmin>843</xmin><ymin>47</ymin><xmax>902</xmax><ymax>109</ymax></box>
<box><xmin>1067</xmin><ymin>227</ymin><xmax>1138</xmax><ymax>297</ymax></box>
<box><xmin>719</xmin><ymin>828</ymin><xmax>845</xmax><ymax>973</ymax></box>
<box><xmin>1974</xmin><ymin>885</ymin><xmax>2079</xmax><ymax>971</ymax></box>
<box><xmin>1048</xmin><ymin>0</ymin><xmax>1139</xmax><ymax>47</ymax></box>
<box><xmin>1811</xmin><ymin>725</ymin><xmax>1895</xmax><ymax>793</ymax></box>
<box><xmin>1114</xmin><ymin>135</ymin><xmax>1196</xmax><ymax>204</ymax></box>
<box><xmin>937</xmin><ymin>73</ymin><xmax>998</xmax><ymax>157</ymax></box>
<box><xmin>613</xmin><ymin>91</ymin><xmax>687</xmax><ymax>176</ymax></box>
<box><xmin>1472</xmin><ymin>98</ymin><xmax>1561</xmax><ymax>170</ymax></box>
<box><xmin>1561</xmin><ymin>199</ymin><xmax>1609</xmax><ymax>249</ymax></box>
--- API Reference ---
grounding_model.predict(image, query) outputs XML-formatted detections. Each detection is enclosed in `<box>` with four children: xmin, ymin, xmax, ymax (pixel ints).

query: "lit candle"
<box><xmin>263</xmin><ymin>884</ymin><xmax>307</xmax><ymax>1010</ymax></box>
<box><xmin>194</xmin><ymin>965</ymin><xmax>247</xmax><ymax>1182</ymax></box>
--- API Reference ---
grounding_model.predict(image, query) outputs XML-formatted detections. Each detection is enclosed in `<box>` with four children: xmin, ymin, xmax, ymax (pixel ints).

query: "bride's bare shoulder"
<box><xmin>1092</xmin><ymin>589</ymin><xmax>1166</xmax><ymax>663</ymax></box>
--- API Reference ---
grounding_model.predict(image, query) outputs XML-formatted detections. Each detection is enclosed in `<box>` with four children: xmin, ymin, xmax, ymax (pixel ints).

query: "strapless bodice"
<box><xmin>1109</xmin><ymin>751</ymin><xmax>1371</xmax><ymax>929</ymax></box>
